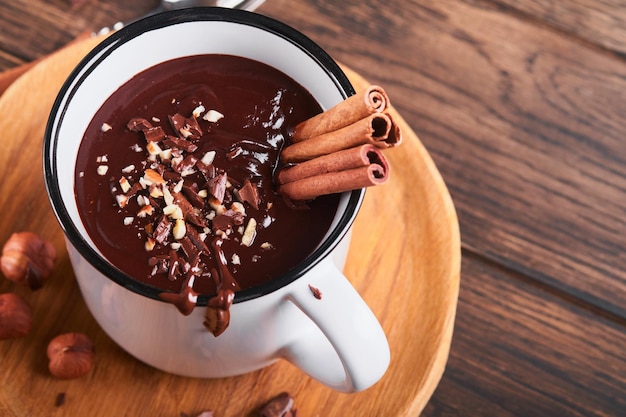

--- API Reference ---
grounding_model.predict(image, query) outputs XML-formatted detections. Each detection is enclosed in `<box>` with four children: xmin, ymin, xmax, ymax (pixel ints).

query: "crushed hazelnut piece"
<box><xmin>192</xmin><ymin>105</ymin><xmax>206</xmax><ymax>118</ymax></box>
<box><xmin>241</xmin><ymin>218</ymin><xmax>257</xmax><ymax>247</ymax></box>
<box><xmin>96</xmin><ymin>165</ymin><xmax>108</xmax><ymax>176</ymax></box>
<box><xmin>173</xmin><ymin>219</ymin><xmax>187</xmax><ymax>240</ymax></box>
<box><xmin>137</xmin><ymin>205</ymin><xmax>154</xmax><ymax>218</ymax></box>
<box><xmin>101</xmin><ymin>122</ymin><xmax>112</xmax><ymax>132</ymax></box>
<box><xmin>145</xmin><ymin>237</ymin><xmax>156</xmax><ymax>251</ymax></box>
<box><xmin>201</xmin><ymin>151</ymin><xmax>216</xmax><ymax>165</ymax></box>
<box><xmin>119</xmin><ymin>177</ymin><xmax>131</xmax><ymax>193</ymax></box>
<box><xmin>122</xmin><ymin>164</ymin><xmax>135</xmax><ymax>173</ymax></box>
<box><xmin>203</xmin><ymin>109</ymin><xmax>224</xmax><ymax>122</ymax></box>
<box><xmin>143</xmin><ymin>169</ymin><xmax>166</xmax><ymax>185</ymax></box>
<box><xmin>115</xmin><ymin>194</ymin><xmax>128</xmax><ymax>208</ymax></box>
<box><xmin>146</xmin><ymin>141</ymin><xmax>162</xmax><ymax>156</ymax></box>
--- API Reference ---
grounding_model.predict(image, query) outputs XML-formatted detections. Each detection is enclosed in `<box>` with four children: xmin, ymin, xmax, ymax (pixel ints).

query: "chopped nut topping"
<box><xmin>203</xmin><ymin>109</ymin><xmax>224</xmax><ymax>122</ymax></box>
<box><xmin>115</xmin><ymin>194</ymin><xmax>128</xmax><ymax>208</ymax></box>
<box><xmin>137</xmin><ymin>205</ymin><xmax>154</xmax><ymax>218</ymax></box>
<box><xmin>101</xmin><ymin>122</ymin><xmax>112</xmax><ymax>132</ymax></box>
<box><xmin>143</xmin><ymin>169</ymin><xmax>166</xmax><ymax>185</ymax></box>
<box><xmin>241</xmin><ymin>218</ymin><xmax>257</xmax><ymax>247</ymax></box>
<box><xmin>122</xmin><ymin>164</ymin><xmax>135</xmax><ymax>173</ymax></box>
<box><xmin>119</xmin><ymin>177</ymin><xmax>131</xmax><ymax>193</ymax></box>
<box><xmin>173</xmin><ymin>219</ymin><xmax>187</xmax><ymax>240</ymax></box>
<box><xmin>96</xmin><ymin>165</ymin><xmax>108</xmax><ymax>176</ymax></box>
<box><xmin>98</xmin><ymin>101</ymin><xmax>287</xmax><ymax>326</ymax></box>
<box><xmin>192</xmin><ymin>105</ymin><xmax>206</xmax><ymax>118</ymax></box>
<box><xmin>145</xmin><ymin>237</ymin><xmax>156</xmax><ymax>252</ymax></box>
<box><xmin>146</xmin><ymin>141</ymin><xmax>162</xmax><ymax>156</ymax></box>
<box><xmin>201</xmin><ymin>150</ymin><xmax>216</xmax><ymax>165</ymax></box>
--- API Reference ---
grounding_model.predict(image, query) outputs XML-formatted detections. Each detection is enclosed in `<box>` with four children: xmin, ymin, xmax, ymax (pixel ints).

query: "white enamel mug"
<box><xmin>43</xmin><ymin>8</ymin><xmax>389</xmax><ymax>393</ymax></box>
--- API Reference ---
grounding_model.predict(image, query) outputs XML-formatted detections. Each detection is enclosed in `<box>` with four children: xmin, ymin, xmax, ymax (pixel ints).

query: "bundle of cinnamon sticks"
<box><xmin>278</xmin><ymin>85</ymin><xmax>402</xmax><ymax>201</ymax></box>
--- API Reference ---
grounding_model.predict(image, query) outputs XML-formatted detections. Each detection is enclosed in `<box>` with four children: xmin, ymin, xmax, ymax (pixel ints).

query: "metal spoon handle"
<box><xmin>161</xmin><ymin>0</ymin><xmax>266</xmax><ymax>12</ymax></box>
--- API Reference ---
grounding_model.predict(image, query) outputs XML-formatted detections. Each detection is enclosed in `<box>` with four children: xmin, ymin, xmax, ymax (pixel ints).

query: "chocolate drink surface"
<box><xmin>75</xmin><ymin>54</ymin><xmax>340</xmax><ymax>297</ymax></box>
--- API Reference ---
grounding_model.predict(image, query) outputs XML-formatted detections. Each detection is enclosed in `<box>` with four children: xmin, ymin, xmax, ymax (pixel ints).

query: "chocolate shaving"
<box><xmin>174</xmin><ymin>154</ymin><xmax>199</xmax><ymax>174</ymax></box>
<box><xmin>238</xmin><ymin>179</ymin><xmax>261</xmax><ymax>210</ymax></box>
<box><xmin>127</xmin><ymin>117</ymin><xmax>152</xmax><ymax>132</ymax></box>
<box><xmin>179</xmin><ymin>237</ymin><xmax>199</xmax><ymax>263</ymax></box>
<box><xmin>164</xmin><ymin>135</ymin><xmax>199</xmax><ymax>153</ymax></box>
<box><xmin>143</xmin><ymin>126</ymin><xmax>166</xmax><ymax>142</ymax></box>
<box><xmin>153</xmin><ymin>215</ymin><xmax>172</xmax><ymax>244</ymax></box>
<box><xmin>182</xmin><ymin>185</ymin><xmax>205</xmax><ymax>208</ymax></box>
<box><xmin>183</xmin><ymin>116</ymin><xmax>203</xmax><ymax>139</ymax></box>
<box><xmin>212</xmin><ymin>210</ymin><xmax>245</xmax><ymax>232</ymax></box>
<box><xmin>173</xmin><ymin>191</ymin><xmax>207</xmax><ymax>227</ymax></box>
<box><xmin>207</xmin><ymin>172</ymin><xmax>228</xmax><ymax>203</ymax></box>
<box><xmin>169</xmin><ymin>113</ymin><xmax>186</xmax><ymax>136</ymax></box>
<box><xmin>186</xmin><ymin>226</ymin><xmax>210</xmax><ymax>254</ymax></box>
<box><xmin>196</xmin><ymin>160</ymin><xmax>216</xmax><ymax>180</ymax></box>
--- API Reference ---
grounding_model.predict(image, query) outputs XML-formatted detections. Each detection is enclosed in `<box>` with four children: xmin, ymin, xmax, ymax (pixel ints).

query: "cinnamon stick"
<box><xmin>281</xmin><ymin>113</ymin><xmax>393</xmax><ymax>163</ymax></box>
<box><xmin>278</xmin><ymin>145</ymin><xmax>390</xmax><ymax>201</ymax></box>
<box><xmin>383</xmin><ymin>111</ymin><xmax>402</xmax><ymax>147</ymax></box>
<box><xmin>292</xmin><ymin>85</ymin><xmax>390</xmax><ymax>142</ymax></box>
<box><xmin>278</xmin><ymin>144</ymin><xmax>389</xmax><ymax>185</ymax></box>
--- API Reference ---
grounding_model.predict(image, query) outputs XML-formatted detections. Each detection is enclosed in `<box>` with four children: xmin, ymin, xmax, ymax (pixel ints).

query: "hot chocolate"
<box><xmin>74</xmin><ymin>55</ymin><xmax>340</xmax><ymax>305</ymax></box>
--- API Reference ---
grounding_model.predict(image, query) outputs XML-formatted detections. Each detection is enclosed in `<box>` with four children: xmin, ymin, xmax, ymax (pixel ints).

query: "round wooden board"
<box><xmin>0</xmin><ymin>36</ymin><xmax>460</xmax><ymax>417</ymax></box>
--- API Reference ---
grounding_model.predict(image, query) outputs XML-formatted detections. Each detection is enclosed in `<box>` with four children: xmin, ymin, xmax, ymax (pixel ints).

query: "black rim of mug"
<box><xmin>43</xmin><ymin>7</ymin><xmax>364</xmax><ymax>305</ymax></box>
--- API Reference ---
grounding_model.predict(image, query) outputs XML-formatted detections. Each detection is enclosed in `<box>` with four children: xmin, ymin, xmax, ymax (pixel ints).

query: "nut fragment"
<box><xmin>202</xmin><ymin>109</ymin><xmax>224</xmax><ymax>122</ymax></box>
<box><xmin>1</xmin><ymin>232</ymin><xmax>56</xmax><ymax>290</ymax></box>
<box><xmin>258</xmin><ymin>392</ymin><xmax>297</xmax><ymax>417</ymax></box>
<box><xmin>0</xmin><ymin>293</ymin><xmax>33</xmax><ymax>339</ymax></box>
<box><xmin>241</xmin><ymin>218</ymin><xmax>257</xmax><ymax>247</ymax></box>
<box><xmin>47</xmin><ymin>333</ymin><xmax>95</xmax><ymax>379</ymax></box>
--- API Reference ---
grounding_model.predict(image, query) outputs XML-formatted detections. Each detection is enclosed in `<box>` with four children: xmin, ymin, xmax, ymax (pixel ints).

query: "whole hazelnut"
<box><xmin>47</xmin><ymin>333</ymin><xmax>95</xmax><ymax>379</ymax></box>
<box><xmin>1</xmin><ymin>232</ymin><xmax>56</xmax><ymax>290</ymax></box>
<box><xmin>0</xmin><ymin>293</ymin><xmax>33</xmax><ymax>339</ymax></box>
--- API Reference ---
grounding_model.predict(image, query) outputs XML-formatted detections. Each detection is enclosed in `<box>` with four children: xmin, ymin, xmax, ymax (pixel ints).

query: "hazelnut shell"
<box><xmin>47</xmin><ymin>333</ymin><xmax>95</xmax><ymax>379</ymax></box>
<box><xmin>0</xmin><ymin>292</ymin><xmax>33</xmax><ymax>339</ymax></box>
<box><xmin>1</xmin><ymin>232</ymin><xmax>56</xmax><ymax>290</ymax></box>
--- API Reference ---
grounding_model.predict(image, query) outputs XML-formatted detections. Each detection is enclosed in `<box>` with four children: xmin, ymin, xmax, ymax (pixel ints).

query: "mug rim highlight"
<box><xmin>43</xmin><ymin>7</ymin><xmax>365</xmax><ymax>305</ymax></box>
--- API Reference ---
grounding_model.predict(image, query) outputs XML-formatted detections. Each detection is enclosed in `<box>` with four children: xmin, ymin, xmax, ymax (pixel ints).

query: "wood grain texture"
<box><xmin>0</xmin><ymin>0</ymin><xmax>156</xmax><ymax>65</ymax></box>
<box><xmin>261</xmin><ymin>0</ymin><xmax>626</xmax><ymax>318</ymax></box>
<box><xmin>489</xmin><ymin>0</ymin><xmax>626</xmax><ymax>56</ymax></box>
<box><xmin>425</xmin><ymin>252</ymin><xmax>626</xmax><ymax>416</ymax></box>
<box><xmin>1</xmin><ymin>0</ymin><xmax>626</xmax><ymax>416</ymax></box>
<box><xmin>0</xmin><ymin>36</ymin><xmax>460</xmax><ymax>416</ymax></box>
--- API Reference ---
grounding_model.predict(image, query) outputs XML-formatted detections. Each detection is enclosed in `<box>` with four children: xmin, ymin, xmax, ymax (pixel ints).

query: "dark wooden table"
<box><xmin>1</xmin><ymin>0</ymin><xmax>625</xmax><ymax>416</ymax></box>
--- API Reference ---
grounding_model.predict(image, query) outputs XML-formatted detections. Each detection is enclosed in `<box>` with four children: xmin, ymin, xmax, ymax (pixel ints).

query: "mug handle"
<box><xmin>283</xmin><ymin>257</ymin><xmax>390</xmax><ymax>392</ymax></box>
